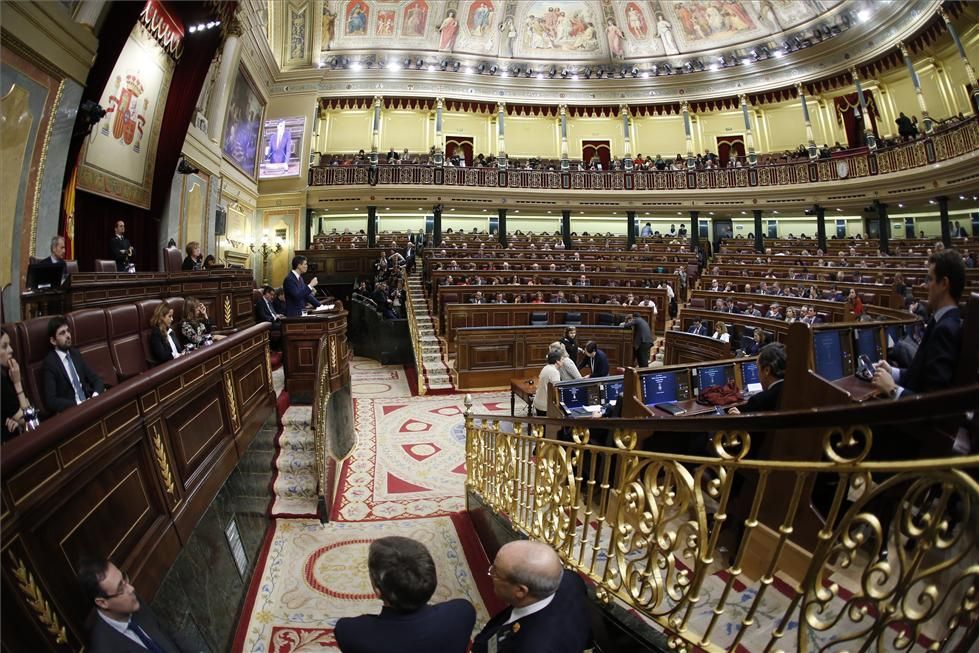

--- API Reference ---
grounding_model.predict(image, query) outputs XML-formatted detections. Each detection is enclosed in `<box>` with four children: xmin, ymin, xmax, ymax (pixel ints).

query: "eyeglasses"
<box><xmin>486</xmin><ymin>564</ymin><xmax>511</xmax><ymax>583</ymax></box>
<box><xmin>102</xmin><ymin>571</ymin><xmax>132</xmax><ymax>599</ymax></box>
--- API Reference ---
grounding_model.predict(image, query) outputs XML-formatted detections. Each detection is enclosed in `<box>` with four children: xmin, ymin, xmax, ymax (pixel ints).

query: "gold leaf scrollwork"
<box><xmin>330</xmin><ymin>338</ymin><xmax>338</xmax><ymax>371</ymax></box>
<box><xmin>821</xmin><ymin>425</ymin><xmax>873</xmax><ymax>464</ymax></box>
<box><xmin>613</xmin><ymin>427</ymin><xmax>637</xmax><ymax>450</ymax></box>
<box><xmin>711</xmin><ymin>430</ymin><xmax>751</xmax><ymax>461</ymax></box>
<box><xmin>224</xmin><ymin>297</ymin><xmax>232</xmax><ymax>325</ymax></box>
<box><xmin>8</xmin><ymin>553</ymin><xmax>68</xmax><ymax>644</ymax></box>
<box><xmin>152</xmin><ymin>425</ymin><xmax>176</xmax><ymax>498</ymax></box>
<box><xmin>224</xmin><ymin>373</ymin><xmax>239</xmax><ymax>430</ymax></box>
<box><xmin>265</xmin><ymin>347</ymin><xmax>273</xmax><ymax>388</ymax></box>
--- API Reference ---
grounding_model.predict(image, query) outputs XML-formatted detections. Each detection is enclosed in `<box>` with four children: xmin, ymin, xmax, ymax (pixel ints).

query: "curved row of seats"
<box><xmin>5</xmin><ymin>297</ymin><xmax>191</xmax><ymax>420</ymax></box>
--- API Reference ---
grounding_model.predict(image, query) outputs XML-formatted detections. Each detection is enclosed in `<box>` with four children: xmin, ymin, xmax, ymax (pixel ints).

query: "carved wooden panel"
<box><xmin>165</xmin><ymin>384</ymin><xmax>228</xmax><ymax>484</ymax></box>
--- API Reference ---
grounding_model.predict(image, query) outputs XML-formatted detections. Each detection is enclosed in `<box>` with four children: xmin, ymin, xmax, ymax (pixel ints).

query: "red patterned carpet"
<box><xmin>332</xmin><ymin>393</ymin><xmax>510</xmax><ymax>521</ymax></box>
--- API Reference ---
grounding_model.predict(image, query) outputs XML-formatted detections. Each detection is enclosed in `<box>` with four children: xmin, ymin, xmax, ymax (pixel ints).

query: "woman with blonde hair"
<box><xmin>149</xmin><ymin>301</ymin><xmax>182</xmax><ymax>363</ymax></box>
<box><xmin>549</xmin><ymin>341</ymin><xmax>582</xmax><ymax>381</ymax></box>
<box><xmin>711</xmin><ymin>321</ymin><xmax>730</xmax><ymax>343</ymax></box>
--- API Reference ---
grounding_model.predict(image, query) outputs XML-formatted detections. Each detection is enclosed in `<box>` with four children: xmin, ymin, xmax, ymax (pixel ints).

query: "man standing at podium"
<box><xmin>283</xmin><ymin>255</ymin><xmax>321</xmax><ymax>317</ymax></box>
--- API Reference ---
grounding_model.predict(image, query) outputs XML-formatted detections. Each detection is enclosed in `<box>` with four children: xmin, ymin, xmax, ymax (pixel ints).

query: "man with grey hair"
<box><xmin>44</xmin><ymin>235</ymin><xmax>66</xmax><ymax>265</ymax></box>
<box><xmin>473</xmin><ymin>540</ymin><xmax>591</xmax><ymax>652</ymax></box>
<box><xmin>548</xmin><ymin>342</ymin><xmax>581</xmax><ymax>381</ymax></box>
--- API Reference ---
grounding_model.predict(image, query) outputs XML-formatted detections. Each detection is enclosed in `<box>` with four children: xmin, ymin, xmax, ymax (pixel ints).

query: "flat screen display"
<box><xmin>559</xmin><ymin>385</ymin><xmax>601</xmax><ymax>409</ymax></box>
<box><xmin>602</xmin><ymin>380</ymin><xmax>624</xmax><ymax>403</ymax></box>
<box><xmin>642</xmin><ymin>373</ymin><xmax>677</xmax><ymax>404</ymax></box>
<box><xmin>854</xmin><ymin>327</ymin><xmax>881</xmax><ymax>362</ymax></box>
<box><xmin>813</xmin><ymin>330</ymin><xmax>846</xmax><ymax>381</ymax></box>
<box><xmin>741</xmin><ymin>361</ymin><xmax>762</xmax><ymax>392</ymax></box>
<box><xmin>697</xmin><ymin>364</ymin><xmax>735</xmax><ymax>391</ymax></box>
<box><xmin>258</xmin><ymin>115</ymin><xmax>305</xmax><ymax>178</ymax></box>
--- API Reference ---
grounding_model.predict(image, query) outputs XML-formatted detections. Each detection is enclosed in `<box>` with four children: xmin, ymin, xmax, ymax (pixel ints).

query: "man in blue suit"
<box><xmin>687</xmin><ymin>319</ymin><xmax>708</xmax><ymax>336</ymax></box>
<box><xmin>472</xmin><ymin>540</ymin><xmax>591</xmax><ymax>653</ymax></box>
<box><xmin>873</xmin><ymin>249</ymin><xmax>964</xmax><ymax>398</ymax></box>
<box><xmin>283</xmin><ymin>255</ymin><xmax>321</xmax><ymax>317</ymax></box>
<box><xmin>582</xmin><ymin>341</ymin><xmax>609</xmax><ymax>378</ymax></box>
<box><xmin>334</xmin><ymin>536</ymin><xmax>476</xmax><ymax>653</ymax></box>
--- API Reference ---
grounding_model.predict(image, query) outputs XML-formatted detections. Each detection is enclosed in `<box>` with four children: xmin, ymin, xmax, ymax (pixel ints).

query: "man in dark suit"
<box><xmin>255</xmin><ymin>285</ymin><xmax>284</xmax><ymax>324</ymax></box>
<box><xmin>110</xmin><ymin>220</ymin><xmax>134</xmax><ymax>271</ymax></box>
<box><xmin>582</xmin><ymin>341</ymin><xmax>609</xmax><ymax>378</ymax></box>
<box><xmin>335</xmin><ymin>536</ymin><xmax>475</xmax><ymax>653</ymax></box>
<box><xmin>283</xmin><ymin>255</ymin><xmax>321</xmax><ymax>317</ymax></box>
<box><xmin>873</xmin><ymin>250</ymin><xmax>964</xmax><ymax>398</ymax></box>
<box><xmin>727</xmin><ymin>342</ymin><xmax>785</xmax><ymax>414</ymax></box>
<box><xmin>622</xmin><ymin>313</ymin><xmax>654</xmax><ymax>367</ymax></box>
<box><xmin>687</xmin><ymin>319</ymin><xmax>708</xmax><ymax>336</ymax></box>
<box><xmin>472</xmin><ymin>540</ymin><xmax>591</xmax><ymax>653</ymax></box>
<box><xmin>77</xmin><ymin>557</ymin><xmax>187</xmax><ymax>653</ymax></box>
<box><xmin>43</xmin><ymin>316</ymin><xmax>104</xmax><ymax>414</ymax></box>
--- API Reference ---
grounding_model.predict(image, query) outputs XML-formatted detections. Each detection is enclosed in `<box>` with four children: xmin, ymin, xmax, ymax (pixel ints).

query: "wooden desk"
<box><xmin>510</xmin><ymin>378</ymin><xmax>536</xmax><ymax>416</ymax></box>
<box><xmin>647</xmin><ymin>399</ymin><xmax>725</xmax><ymax>418</ymax></box>
<box><xmin>281</xmin><ymin>308</ymin><xmax>350</xmax><ymax>403</ymax></box>
<box><xmin>830</xmin><ymin>375</ymin><xmax>879</xmax><ymax>402</ymax></box>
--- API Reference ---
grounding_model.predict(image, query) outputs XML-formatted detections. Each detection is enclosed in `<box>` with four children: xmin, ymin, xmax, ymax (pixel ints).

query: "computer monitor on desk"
<box><xmin>601</xmin><ymin>378</ymin><xmax>624</xmax><ymax>404</ymax></box>
<box><xmin>853</xmin><ymin>326</ymin><xmax>882</xmax><ymax>363</ymax></box>
<box><xmin>740</xmin><ymin>360</ymin><xmax>762</xmax><ymax>394</ymax></box>
<box><xmin>640</xmin><ymin>370</ymin><xmax>691</xmax><ymax>406</ymax></box>
<box><xmin>558</xmin><ymin>384</ymin><xmax>601</xmax><ymax>416</ymax></box>
<box><xmin>26</xmin><ymin>262</ymin><xmax>65</xmax><ymax>291</ymax></box>
<box><xmin>696</xmin><ymin>364</ymin><xmax>735</xmax><ymax>392</ymax></box>
<box><xmin>812</xmin><ymin>329</ymin><xmax>853</xmax><ymax>381</ymax></box>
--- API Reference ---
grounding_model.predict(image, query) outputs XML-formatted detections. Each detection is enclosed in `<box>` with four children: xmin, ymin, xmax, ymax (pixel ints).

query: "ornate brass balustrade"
<box><xmin>464</xmin><ymin>387</ymin><xmax>979</xmax><ymax>653</ymax></box>
<box><xmin>309</xmin><ymin>118</ymin><xmax>979</xmax><ymax>193</ymax></box>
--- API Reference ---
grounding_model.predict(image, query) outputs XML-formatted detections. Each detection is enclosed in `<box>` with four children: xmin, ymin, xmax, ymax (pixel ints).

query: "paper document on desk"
<box><xmin>315</xmin><ymin>304</ymin><xmax>334</xmax><ymax>312</ymax></box>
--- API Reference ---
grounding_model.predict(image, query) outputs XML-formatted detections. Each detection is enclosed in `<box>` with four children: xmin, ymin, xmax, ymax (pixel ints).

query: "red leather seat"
<box><xmin>107</xmin><ymin>304</ymin><xmax>149</xmax><ymax>380</ymax></box>
<box><xmin>162</xmin><ymin>247</ymin><xmax>182</xmax><ymax>273</ymax></box>
<box><xmin>166</xmin><ymin>297</ymin><xmax>185</xmax><ymax>323</ymax></box>
<box><xmin>66</xmin><ymin>309</ymin><xmax>118</xmax><ymax>387</ymax></box>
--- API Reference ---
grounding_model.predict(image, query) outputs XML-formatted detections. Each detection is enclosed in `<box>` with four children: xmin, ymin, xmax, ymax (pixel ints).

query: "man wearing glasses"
<box><xmin>77</xmin><ymin>558</ymin><xmax>187</xmax><ymax>652</ymax></box>
<box><xmin>473</xmin><ymin>540</ymin><xmax>591</xmax><ymax>653</ymax></box>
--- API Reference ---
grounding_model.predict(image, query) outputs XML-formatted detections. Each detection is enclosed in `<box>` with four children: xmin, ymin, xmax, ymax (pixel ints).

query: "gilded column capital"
<box><xmin>226</xmin><ymin>15</ymin><xmax>243</xmax><ymax>37</ymax></box>
<box><xmin>738</xmin><ymin>93</ymin><xmax>749</xmax><ymax>105</ymax></box>
<box><xmin>559</xmin><ymin>104</ymin><xmax>567</xmax><ymax>115</ymax></box>
<box><xmin>898</xmin><ymin>41</ymin><xmax>910</xmax><ymax>58</ymax></box>
<box><xmin>937</xmin><ymin>6</ymin><xmax>950</xmax><ymax>24</ymax></box>
<box><xmin>436</xmin><ymin>97</ymin><xmax>445</xmax><ymax>108</ymax></box>
<box><xmin>680</xmin><ymin>100</ymin><xmax>690</xmax><ymax>111</ymax></box>
<box><xmin>497</xmin><ymin>101</ymin><xmax>506</xmax><ymax>112</ymax></box>
<box><xmin>850</xmin><ymin>66</ymin><xmax>860</xmax><ymax>81</ymax></box>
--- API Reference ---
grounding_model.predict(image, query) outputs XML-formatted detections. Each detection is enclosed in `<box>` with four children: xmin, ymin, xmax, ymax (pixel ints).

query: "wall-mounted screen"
<box><xmin>259</xmin><ymin>115</ymin><xmax>306</xmax><ymax>179</ymax></box>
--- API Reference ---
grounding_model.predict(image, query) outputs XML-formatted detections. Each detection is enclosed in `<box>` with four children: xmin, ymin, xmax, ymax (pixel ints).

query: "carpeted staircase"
<box><xmin>405</xmin><ymin>272</ymin><xmax>455</xmax><ymax>393</ymax></box>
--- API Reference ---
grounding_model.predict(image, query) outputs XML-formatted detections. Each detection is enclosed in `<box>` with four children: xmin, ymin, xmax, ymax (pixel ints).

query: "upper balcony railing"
<box><xmin>309</xmin><ymin>118</ymin><xmax>979</xmax><ymax>192</ymax></box>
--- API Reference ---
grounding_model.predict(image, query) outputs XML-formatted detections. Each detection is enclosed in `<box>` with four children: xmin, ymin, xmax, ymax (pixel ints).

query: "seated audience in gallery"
<box><xmin>181</xmin><ymin>242</ymin><xmax>203</xmax><ymax>271</ymax></box>
<box><xmin>1</xmin><ymin>328</ymin><xmax>34</xmax><ymax>441</ymax></box>
<box><xmin>149</xmin><ymin>301</ymin><xmax>183</xmax><ymax>364</ymax></box>
<box><xmin>43</xmin><ymin>317</ymin><xmax>104</xmax><ymax>414</ymax></box>
<box><xmin>181</xmin><ymin>297</ymin><xmax>225</xmax><ymax>347</ymax></box>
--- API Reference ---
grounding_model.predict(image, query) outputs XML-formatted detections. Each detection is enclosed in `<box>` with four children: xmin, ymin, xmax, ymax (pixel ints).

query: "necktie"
<box><xmin>64</xmin><ymin>353</ymin><xmax>86</xmax><ymax>403</ymax></box>
<box><xmin>127</xmin><ymin>621</ymin><xmax>165</xmax><ymax>653</ymax></box>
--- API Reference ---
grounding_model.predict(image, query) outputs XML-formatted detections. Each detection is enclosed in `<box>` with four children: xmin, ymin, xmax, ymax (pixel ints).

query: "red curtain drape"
<box><xmin>834</xmin><ymin>91</ymin><xmax>879</xmax><ymax>149</ymax></box>
<box><xmin>715</xmin><ymin>136</ymin><xmax>745</xmax><ymax>167</ymax></box>
<box><xmin>582</xmin><ymin>140</ymin><xmax>611</xmax><ymax>168</ymax></box>
<box><xmin>64</xmin><ymin>1</ymin><xmax>225</xmax><ymax>273</ymax></box>
<box><xmin>445</xmin><ymin>136</ymin><xmax>474</xmax><ymax>165</ymax></box>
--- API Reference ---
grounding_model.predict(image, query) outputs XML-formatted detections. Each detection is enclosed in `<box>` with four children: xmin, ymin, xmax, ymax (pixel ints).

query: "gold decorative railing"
<box><xmin>464</xmin><ymin>388</ymin><xmax>979</xmax><ymax>652</ymax></box>
<box><xmin>403</xmin><ymin>269</ymin><xmax>428</xmax><ymax>395</ymax></box>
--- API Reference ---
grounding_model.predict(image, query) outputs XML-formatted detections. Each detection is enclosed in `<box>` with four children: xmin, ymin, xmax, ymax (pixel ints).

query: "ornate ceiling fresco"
<box><xmin>317</xmin><ymin>0</ymin><xmax>844</xmax><ymax>61</ymax></box>
<box><xmin>259</xmin><ymin>0</ymin><xmax>948</xmax><ymax>103</ymax></box>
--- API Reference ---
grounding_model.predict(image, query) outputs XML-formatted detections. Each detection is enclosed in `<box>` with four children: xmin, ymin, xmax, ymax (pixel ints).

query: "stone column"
<box><xmin>939</xmin><ymin>7</ymin><xmax>979</xmax><ymax>107</ymax></box>
<box><xmin>938</xmin><ymin>196</ymin><xmax>951</xmax><ymax>248</ymax></box>
<box><xmin>206</xmin><ymin>18</ymin><xmax>243</xmax><ymax>143</ymax></box>
<box><xmin>899</xmin><ymin>42</ymin><xmax>933</xmax><ymax>134</ymax></box>
<box><xmin>434</xmin><ymin>97</ymin><xmax>445</xmax><ymax>166</ymax></box>
<box><xmin>559</xmin><ymin>105</ymin><xmax>569</xmax><ymax>170</ymax></box>
<box><xmin>370</xmin><ymin>96</ymin><xmax>382</xmax><ymax>164</ymax></box>
<box><xmin>498</xmin><ymin>208</ymin><xmax>507</xmax><ymax>247</ymax></box>
<box><xmin>875</xmin><ymin>201</ymin><xmax>890</xmax><ymax>254</ymax></box>
<box><xmin>814</xmin><ymin>204</ymin><xmax>827</xmax><ymax>252</ymax></box>
<box><xmin>367</xmin><ymin>206</ymin><xmax>377</xmax><ymax>248</ymax></box>
<box><xmin>622</xmin><ymin>105</ymin><xmax>633</xmax><ymax>170</ymax></box>
<box><xmin>627</xmin><ymin>210</ymin><xmax>636</xmax><ymax>248</ymax></box>
<box><xmin>796</xmin><ymin>83</ymin><xmax>818</xmax><ymax>159</ymax></box>
<box><xmin>497</xmin><ymin>102</ymin><xmax>507</xmax><ymax>169</ymax></box>
<box><xmin>850</xmin><ymin>68</ymin><xmax>878</xmax><ymax>152</ymax></box>
<box><xmin>432</xmin><ymin>204</ymin><xmax>443</xmax><ymax>246</ymax></box>
<box><xmin>690</xmin><ymin>210</ymin><xmax>700</xmax><ymax>250</ymax></box>
<box><xmin>739</xmin><ymin>94</ymin><xmax>757</xmax><ymax>165</ymax></box>
<box><xmin>753</xmin><ymin>209</ymin><xmax>763</xmax><ymax>252</ymax></box>
<box><xmin>75</xmin><ymin>0</ymin><xmax>107</xmax><ymax>27</ymax></box>
<box><xmin>681</xmin><ymin>101</ymin><xmax>695</xmax><ymax>169</ymax></box>
<box><xmin>561</xmin><ymin>209</ymin><xmax>572</xmax><ymax>250</ymax></box>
